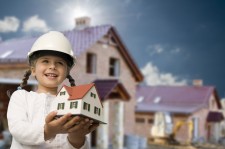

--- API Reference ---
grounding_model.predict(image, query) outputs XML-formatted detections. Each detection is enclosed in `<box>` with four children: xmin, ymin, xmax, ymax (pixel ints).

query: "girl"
<box><xmin>7</xmin><ymin>31</ymin><xmax>98</xmax><ymax>149</ymax></box>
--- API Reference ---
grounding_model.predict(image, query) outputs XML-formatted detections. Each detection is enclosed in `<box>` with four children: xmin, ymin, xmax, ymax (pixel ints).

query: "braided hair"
<box><xmin>18</xmin><ymin>69</ymin><xmax>32</xmax><ymax>90</ymax></box>
<box><xmin>66</xmin><ymin>75</ymin><xmax>76</xmax><ymax>87</ymax></box>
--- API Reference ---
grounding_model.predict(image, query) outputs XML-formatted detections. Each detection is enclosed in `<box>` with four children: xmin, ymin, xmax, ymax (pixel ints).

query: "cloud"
<box><xmin>22</xmin><ymin>15</ymin><xmax>50</xmax><ymax>33</ymax></box>
<box><xmin>141</xmin><ymin>62</ymin><xmax>187</xmax><ymax>86</ymax></box>
<box><xmin>0</xmin><ymin>16</ymin><xmax>20</xmax><ymax>33</ymax></box>
<box><xmin>171</xmin><ymin>47</ymin><xmax>181</xmax><ymax>53</ymax></box>
<box><xmin>147</xmin><ymin>44</ymin><xmax>164</xmax><ymax>56</ymax></box>
<box><xmin>147</xmin><ymin>44</ymin><xmax>182</xmax><ymax>56</ymax></box>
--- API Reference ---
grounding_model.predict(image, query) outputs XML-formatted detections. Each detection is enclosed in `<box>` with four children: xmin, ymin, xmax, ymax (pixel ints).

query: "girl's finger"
<box><xmin>63</xmin><ymin>116</ymin><xmax>81</xmax><ymax>130</ymax></box>
<box><xmin>67</xmin><ymin>123</ymin><xmax>83</xmax><ymax>133</ymax></box>
<box><xmin>57</xmin><ymin>113</ymin><xmax>72</xmax><ymax>125</ymax></box>
<box><xmin>67</xmin><ymin>118</ymin><xmax>87</xmax><ymax>133</ymax></box>
<box><xmin>45</xmin><ymin>111</ymin><xmax>57</xmax><ymax>123</ymax></box>
<box><xmin>82</xmin><ymin>119</ymin><xmax>92</xmax><ymax>130</ymax></box>
<box><xmin>88</xmin><ymin>123</ymin><xmax>99</xmax><ymax>133</ymax></box>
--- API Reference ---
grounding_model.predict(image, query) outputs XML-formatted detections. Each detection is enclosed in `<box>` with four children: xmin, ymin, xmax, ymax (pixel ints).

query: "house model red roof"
<box><xmin>61</xmin><ymin>83</ymin><xmax>95</xmax><ymax>100</ymax></box>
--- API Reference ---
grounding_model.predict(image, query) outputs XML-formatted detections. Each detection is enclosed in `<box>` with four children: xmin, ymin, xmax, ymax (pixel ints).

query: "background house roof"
<box><xmin>136</xmin><ymin>85</ymin><xmax>222</xmax><ymax>114</ymax></box>
<box><xmin>0</xmin><ymin>25</ymin><xmax>143</xmax><ymax>81</ymax></box>
<box><xmin>207</xmin><ymin>111</ymin><xmax>224</xmax><ymax>122</ymax></box>
<box><xmin>94</xmin><ymin>79</ymin><xmax>130</xmax><ymax>101</ymax></box>
<box><xmin>0</xmin><ymin>25</ymin><xmax>110</xmax><ymax>61</ymax></box>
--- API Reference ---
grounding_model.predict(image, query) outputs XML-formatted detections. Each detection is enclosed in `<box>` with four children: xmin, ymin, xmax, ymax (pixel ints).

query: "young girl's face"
<box><xmin>31</xmin><ymin>55</ymin><xmax>68</xmax><ymax>92</ymax></box>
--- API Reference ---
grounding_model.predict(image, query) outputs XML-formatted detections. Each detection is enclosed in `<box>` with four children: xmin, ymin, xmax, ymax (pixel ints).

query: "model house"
<box><xmin>52</xmin><ymin>83</ymin><xmax>106</xmax><ymax>124</ymax></box>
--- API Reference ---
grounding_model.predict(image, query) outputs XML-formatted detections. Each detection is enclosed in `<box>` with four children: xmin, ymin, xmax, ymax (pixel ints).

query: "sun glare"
<box><xmin>57</xmin><ymin>0</ymin><xmax>111</xmax><ymax>29</ymax></box>
<box><xmin>73</xmin><ymin>6</ymin><xmax>91</xmax><ymax>18</ymax></box>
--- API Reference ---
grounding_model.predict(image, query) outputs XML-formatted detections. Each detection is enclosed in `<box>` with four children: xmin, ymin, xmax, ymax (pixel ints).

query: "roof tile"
<box><xmin>136</xmin><ymin>85</ymin><xmax>219</xmax><ymax>114</ymax></box>
<box><xmin>63</xmin><ymin>83</ymin><xmax>94</xmax><ymax>100</ymax></box>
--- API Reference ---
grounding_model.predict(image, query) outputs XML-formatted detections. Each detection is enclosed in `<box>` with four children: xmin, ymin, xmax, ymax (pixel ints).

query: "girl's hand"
<box><xmin>67</xmin><ymin>118</ymin><xmax>99</xmax><ymax>148</ymax></box>
<box><xmin>44</xmin><ymin>111</ymin><xmax>82</xmax><ymax>140</ymax></box>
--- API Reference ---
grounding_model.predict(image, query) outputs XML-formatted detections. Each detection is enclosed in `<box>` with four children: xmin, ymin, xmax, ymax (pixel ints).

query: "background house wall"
<box><xmin>191</xmin><ymin>108</ymin><xmax>208</xmax><ymax>141</ymax></box>
<box><xmin>135</xmin><ymin>112</ymin><xmax>154</xmax><ymax>138</ymax></box>
<box><xmin>67</xmin><ymin>39</ymin><xmax>137</xmax><ymax>135</ymax></box>
<box><xmin>0</xmin><ymin>68</ymin><xmax>28</xmax><ymax>80</ymax></box>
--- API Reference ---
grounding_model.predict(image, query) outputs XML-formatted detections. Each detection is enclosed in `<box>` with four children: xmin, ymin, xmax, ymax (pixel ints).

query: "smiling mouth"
<box><xmin>45</xmin><ymin>73</ymin><xmax>58</xmax><ymax>78</ymax></box>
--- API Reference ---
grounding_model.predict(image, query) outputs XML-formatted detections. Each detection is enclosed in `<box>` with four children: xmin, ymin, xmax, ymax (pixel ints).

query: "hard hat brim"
<box><xmin>28</xmin><ymin>50</ymin><xmax>76</xmax><ymax>67</ymax></box>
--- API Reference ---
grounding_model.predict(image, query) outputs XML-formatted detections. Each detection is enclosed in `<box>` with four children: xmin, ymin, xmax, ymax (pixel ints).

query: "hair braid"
<box><xmin>18</xmin><ymin>69</ymin><xmax>31</xmax><ymax>89</ymax></box>
<box><xmin>67</xmin><ymin>75</ymin><xmax>76</xmax><ymax>87</ymax></box>
<box><xmin>7</xmin><ymin>69</ymin><xmax>31</xmax><ymax>97</ymax></box>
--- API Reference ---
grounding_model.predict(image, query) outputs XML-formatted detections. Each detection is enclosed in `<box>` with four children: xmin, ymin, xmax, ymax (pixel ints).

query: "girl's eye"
<box><xmin>57</xmin><ymin>61</ymin><xmax>64</xmax><ymax>65</ymax></box>
<box><xmin>42</xmin><ymin>60</ymin><xmax>49</xmax><ymax>63</ymax></box>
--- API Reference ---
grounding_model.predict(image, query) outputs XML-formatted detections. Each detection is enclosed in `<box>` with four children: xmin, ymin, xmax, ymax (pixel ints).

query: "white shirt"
<box><xmin>7</xmin><ymin>90</ymin><xmax>89</xmax><ymax>149</ymax></box>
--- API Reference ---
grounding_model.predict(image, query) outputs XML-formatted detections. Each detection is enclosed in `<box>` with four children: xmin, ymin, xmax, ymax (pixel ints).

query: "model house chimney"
<box><xmin>193</xmin><ymin>79</ymin><xmax>203</xmax><ymax>87</ymax></box>
<box><xmin>75</xmin><ymin>17</ymin><xmax>91</xmax><ymax>29</ymax></box>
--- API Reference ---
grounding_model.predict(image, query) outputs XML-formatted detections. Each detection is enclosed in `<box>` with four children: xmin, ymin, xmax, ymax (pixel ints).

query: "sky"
<box><xmin>0</xmin><ymin>0</ymin><xmax>225</xmax><ymax>97</ymax></box>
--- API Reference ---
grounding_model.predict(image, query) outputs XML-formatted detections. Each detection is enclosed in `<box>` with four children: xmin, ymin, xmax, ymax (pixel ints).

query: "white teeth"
<box><xmin>46</xmin><ymin>73</ymin><xmax>57</xmax><ymax>77</ymax></box>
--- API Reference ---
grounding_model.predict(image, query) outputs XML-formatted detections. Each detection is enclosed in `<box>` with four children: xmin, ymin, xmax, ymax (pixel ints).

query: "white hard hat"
<box><xmin>28</xmin><ymin>31</ymin><xmax>76</xmax><ymax>67</ymax></box>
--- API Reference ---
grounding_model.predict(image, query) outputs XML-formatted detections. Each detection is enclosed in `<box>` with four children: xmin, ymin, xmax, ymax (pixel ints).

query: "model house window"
<box><xmin>70</xmin><ymin>101</ymin><xmax>78</xmax><ymax>109</ymax></box>
<box><xmin>60</xmin><ymin>91</ymin><xmax>66</xmax><ymax>96</ymax></box>
<box><xmin>90</xmin><ymin>92</ymin><xmax>96</xmax><ymax>98</ymax></box>
<box><xmin>94</xmin><ymin>106</ymin><xmax>101</xmax><ymax>116</ymax></box>
<box><xmin>86</xmin><ymin>53</ymin><xmax>97</xmax><ymax>74</ymax></box>
<box><xmin>94</xmin><ymin>107</ymin><xmax>98</xmax><ymax>114</ymax></box>
<box><xmin>83</xmin><ymin>102</ymin><xmax>90</xmax><ymax>111</ymax></box>
<box><xmin>57</xmin><ymin>103</ymin><xmax>65</xmax><ymax>110</ymax></box>
<box><xmin>98</xmin><ymin>108</ymin><xmax>101</xmax><ymax>116</ymax></box>
<box><xmin>109</xmin><ymin>58</ymin><xmax>120</xmax><ymax>76</ymax></box>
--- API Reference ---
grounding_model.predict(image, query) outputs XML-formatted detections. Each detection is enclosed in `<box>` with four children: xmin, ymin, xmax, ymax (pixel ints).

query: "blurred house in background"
<box><xmin>0</xmin><ymin>17</ymin><xmax>143</xmax><ymax>149</ymax></box>
<box><xmin>135</xmin><ymin>80</ymin><xmax>224</xmax><ymax>144</ymax></box>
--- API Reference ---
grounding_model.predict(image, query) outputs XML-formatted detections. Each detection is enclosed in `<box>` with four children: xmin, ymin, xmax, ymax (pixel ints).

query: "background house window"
<box><xmin>60</xmin><ymin>91</ymin><xmax>66</xmax><ymax>96</ymax></box>
<box><xmin>109</xmin><ymin>58</ymin><xmax>120</xmax><ymax>76</ymax></box>
<box><xmin>83</xmin><ymin>102</ymin><xmax>90</xmax><ymax>111</ymax></box>
<box><xmin>148</xmin><ymin>119</ymin><xmax>154</xmax><ymax>124</ymax></box>
<box><xmin>57</xmin><ymin>103</ymin><xmax>65</xmax><ymax>110</ymax></box>
<box><xmin>135</xmin><ymin>118</ymin><xmax>145</xmax><ymax>123</ymax></box>
<box><xmin>70</xmin><ymin>101</ymin><xmax>78</xmax><ymax>109</ymax></box>
<box><xmin>86</xmin><ymin>53</ymin><xmax>97</xmax><ymax>74</ymax></box>
<box><xmin>211</xmin><ymin>99</ymin><xmax>215</xmax><ymax>108</ymax></box>
<box><xmin>90</xmin><ymin>92</ymin><xmax>96</xmax><ymax>98</ymax></box>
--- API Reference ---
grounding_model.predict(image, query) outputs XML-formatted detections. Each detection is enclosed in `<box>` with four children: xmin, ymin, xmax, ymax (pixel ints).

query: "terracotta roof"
<box><xmin>62</xmin><ymin>83</ymin><xmax>94</xmax><ymax>100</ymax></box>
<box><xmin>207</xmin><ymin>111</ymin><xmax>224</xmax><ymax>122</ymax></box>
<box><xmin>94</xmin><ymin>79</ymin><xmax>130</xmax><ymax>101</ymax></box>
<box><xmin>136</xmin><ymin>85</ymin><xmax>222</xmax><ymax>114</ymax></box>
<box><xmin>0</xmin><ymin>25</ymin><xmax>143</xmax><ymax>82</ymax></box>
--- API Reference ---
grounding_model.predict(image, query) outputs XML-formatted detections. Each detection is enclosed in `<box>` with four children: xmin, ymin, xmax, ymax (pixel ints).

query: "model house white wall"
<box><xmin>81</xmin><ymin>87</ymin><xmax>103</xmax><ymax>122</ymax></box>
<box><xmin>51</xmin><ymin>85</ymin><xmax>105</xmax><ymax>123</ymax></box>
<box><xmin>51</xmin><ymin>87</ymin><xmax>82</xmax><ymax>115</ymax></box>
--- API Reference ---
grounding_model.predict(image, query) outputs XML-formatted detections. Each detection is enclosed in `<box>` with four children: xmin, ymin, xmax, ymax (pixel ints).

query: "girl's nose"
<box><xmin>49</xmin><ymin>63</ymin><xmax>56</xmax><ymax>70</ymax></box>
